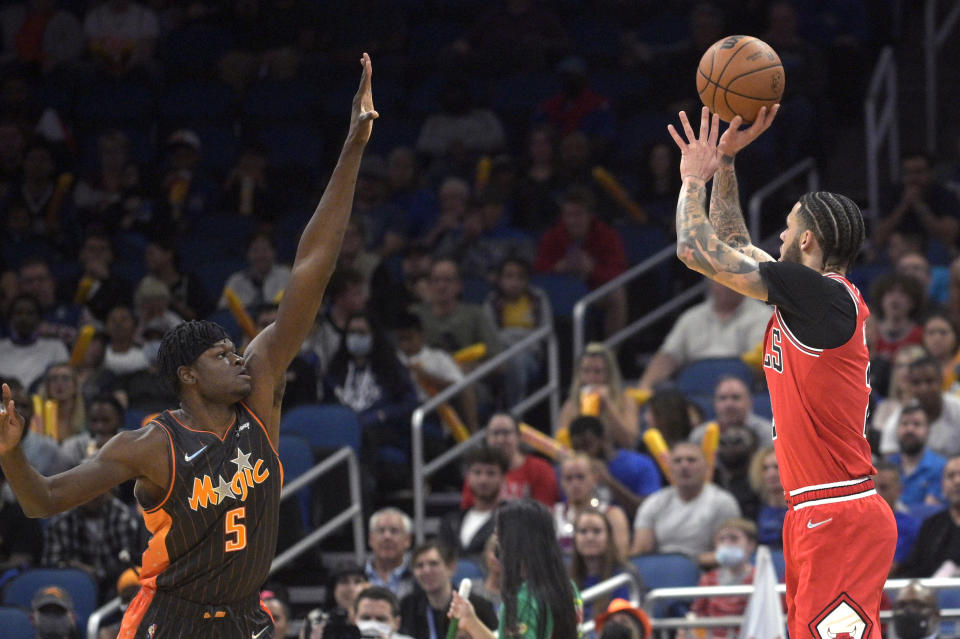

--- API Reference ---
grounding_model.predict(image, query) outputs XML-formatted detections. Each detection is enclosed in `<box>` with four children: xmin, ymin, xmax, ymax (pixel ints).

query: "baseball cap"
<box><xmin>166</xmin><ymin>129</ymin><xmax>201</xmax><ymax>152</ymax></box>
<box><xmin>594</xmin><ymin>599</ymin><xmax>651</xmax><ymax>639</ymax></box>
<box><xmin>31</xmin><ymin>586</ymin><xmax>74</xmax><ymax>612</ymax></box>
<box><xmin>117</xmin><ymin>568</ymin><xmax>141</xmax><ymax>594</ymax></box>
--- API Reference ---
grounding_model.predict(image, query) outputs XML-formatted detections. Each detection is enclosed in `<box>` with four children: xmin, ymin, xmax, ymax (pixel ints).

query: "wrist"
<box><xmin>682</xmin><ymin>175</ymin><xmax>707</xmax><ymax>185</ymax></box>
<box><xmin>720</xmin><ymin>154</ymin><xmax>735</xmax><ymax>166</ymax></box>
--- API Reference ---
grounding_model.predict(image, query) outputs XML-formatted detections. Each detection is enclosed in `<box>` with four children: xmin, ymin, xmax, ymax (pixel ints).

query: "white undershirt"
<box><xmin>459</xmin><ymin>509</ymin><xmax>492</xmax><ymax>549</ymax></box>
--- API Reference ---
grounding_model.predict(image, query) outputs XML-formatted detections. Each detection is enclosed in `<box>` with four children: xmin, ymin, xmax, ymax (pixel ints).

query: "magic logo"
<box><xmin>188</xmin><ymin>447</ymin><xmax>270</xmax><ymax>511</ymax></box>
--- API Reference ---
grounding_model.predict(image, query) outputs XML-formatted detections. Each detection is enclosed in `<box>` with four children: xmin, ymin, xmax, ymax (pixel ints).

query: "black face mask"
<box><xmin>893</xmin><ymin>610</ymin><xmax>933</xmax><ymax>639</ymax></box>
<box><xmin>35</xmin><ymin>612</ymin><xmax>75</xmax><ymax>639</ymax></box>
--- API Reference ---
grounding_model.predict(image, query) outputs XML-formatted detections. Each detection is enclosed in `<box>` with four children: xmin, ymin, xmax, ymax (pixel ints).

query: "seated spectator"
<box><xmin>132</xmin><ymin>276</ymin><xmax>183</xmax><ymax>342</ymax></box>
<box><xmin>84</xmin><ymin>0</ymin><xmax>159</xmax><ymax>76</ymax></box>
<box><xmin>898</xmin><ymin>454</ymin><xmax>960</xmax><ymax>577</ymax></box>
<box><xmin>637</xmin><ymin>280</ymin><xmax>770</xmax><ymax>393</ymax></box>
<box><xmin>304</xmin><ymin>267</ymin><xmax>367</xmax><ymax>378</ymax></box>
<box><xmin>634</xmin><ymin>142</ymin><xmax>682</xmax><ymax>233</ymax></box>
<box><xmin>218</xmin><ymin>231</ymin><xmax>291</xmax><ymax>309</ymax></box>
<box><xmin>368</xmin><ymin>244</ymin><xmax>432</xmax><ymax>329</ymax></box>
<box><xmin>14</xmin><ymin>140</ymin><xmax>73</xmax><ymax>242</ymax></box>
<box><xmin>394</xmin><ymin>310</ymin><xmax>476</xmax><ymax>432</ymax></box>
<box><xmin>569</xmin><ymin>508</ymin><xmax>638</xmax><ymax>619</ymax></box>
<box><xmin>880</xmin><ymin>356</ymin><xmax>960</xmax><ymax>457</ymax></box>
<box><xmin>261</xmin><ymin>590</ymin><xmax>290</xmax><ymax>639</ymax></box>
<box><xmin>534</xmin><ymin>185</ymin><xmax>628</xmax><ymax>337</ymax></box>
<box><xmin>568</xmin><ymin>415</ymin><xmax>660</xmax><ymax>518</ymax></box>
<box><xmin>356</xmin><ymin>586</ymin><xmax>416</xmax><ymax>639</ymax></box>
<box><xmin>42</xmin><ymin>482</ymin><xmax>143</xmax><ymax>596</ymax></box>
<box><xmin>352</xmin><ymin>155</ymin><xmax>406</xmax><ymax>257</ymax></box>
<box><xmin>337</xmin><ymin>218</ymin><xmax>381</xmax><ymax>296</ymax></box>
<box><xmin>243</xmin><ymin>304</ymin><xmax>316</xmax><ymax>412</ymax></box>
<box><xmin>556</xmin><ymin>454</ymin><xmax>630</xmax><ymax>560</ymax></box>
<box><xmin>328</xmin><ymin>561</ymin><xmax>371</xmax><ymax>622</ymax></box>
<box><xmin>631</xmin><ymin>442</ymin><xmax>741</xmax><ymax>567</ymax></box>
<box><xmin>386</xmin><ymin>146</ymin><xmax>437</xmax><ymax>241</ymax></box>
<box><xmin>38</xmin><ymin>361</ymin><xmax>85</xmax><ymax>442</ymax></box>
<box><xmin>30</xmin><ymin>586</ymin><xmax>78</xmax><ymax>639</ymax></box>
<box><xmin>415</xmin><ymin>78</ymin><xmax>506</xmax><ymax>161</ymax></box>
<box><xmin>558</xmin><ymin>343</ymin><xmax>639</xmax><ymax>449</ymax></box>
<box><xmin>0</xmin><ymin>0</ymin><xmax>83</xmax><ymax>74</ymax></box>
<box><xmin>513</xmin><ymin>126</ymin><xmax>561</xmax><ymax>234</ymax></box>
<box><xmin>322</xmin><ymin>311</ymin><xmax>417</xmax><ymax>478</ymax></box>
<box><xmin>439</xmin><ymin>445</ymin><xmax>507</xmax><ymax>562</ymax></box>
<box><xmin>2</xmin><ymin>376</ymin><xmax>67</xmax><ymax>474</ymax></box>
<box><xmin>888</xmin><ymin>400</ymin><xmax>947</xmax><ymax>508</ymax></box>
<box><xmin>159</xmin><ymin>129</ymin><xmax>218</xmax><ymax>227</ymax></box>
<box><xmin>364</xmin><ymin>508</ymin><xmax>415</xmax><ymax>600</ymax></box>
<box><xmin>594</xmin><ymin>599</ymin><xmax>652</xmax><ymax>639</ymax></box>
<box><xmin>461</xmin><ymin>413</ymin><xmax>557</xmax><ymax>509</ymax></box>
<box><xmin>76</xmin><ymin>329</ymin><xmax>116</xmax><ymax>403</ymax></box>
<box><xmin>143</xmin><ymin>237</ymin><xmax>213</xmax><ymax>321</ymax></box>
<box><xmin>710</xmin><ymin>425</ymin><xmax>761</xmax><ymax>521</ymax></box>
<box><xmin>0</xmin><ymin>293</ymin><xmax>69</xmax><ymax>390</ymax></box>
<box><xmin>875</xmin><ymin>460</ymin><xmax>921</xmax><ymax>576</ymax></box>
<box><xmin>891</xmin><ymin>580</ymin><xmax>944</xmax><ymax>639</ymax></box>
<box><xmin>689</xmin><ymin>376</ymin><xmax>771</xmax><ymax>445</ymax></box>
<box><xmin>420</xmin><ymin>176</ymin><xmax>470</xmax><ymax>252</ymax></box>
<box><xmin>748</xmin><ymin>446</ymin><xmax>786</xmax><ymax>550</ymax></box>
<box><xmin>60</xmin><ymin>394</ymin><xmax>124</xmax><ymax>468</ymax></box>
<box><xmin>921</xmin><ymin>311</ymin><xmax>960</xmax><ymax>390</ymax></box>
<box><xmin>71</xmin><ymin>232</ymin><xmax>133</xmax><ymax>324</ymax></box>
<box><xmin>0</xmin><ymin>464</ymin><xmax>42</xmax><ymax>570</ymax></box>
<box><xmin>868</xmin><ymin>272</ymin><xmax>925</xmax><ymax>366</ymax></box>
<box><xmin>73</xmin><ymin>129</ymin><xmax>152</xmax><ymax>235</ymax></box>
<box><xmin>413</xmin><ymin>258</ymin><xmax>503</xmax><ymax>358</ymax></box>
<box><xmin>482</xmin><ymin>257</ymin><xmax>551</xmax><ymax>407</ymax></box>
<box><xmin>872</xmin><ymin>344</ymin><xmax>926</xmax><ymax>440</ymax></box>
<box><xmin>399</xmin><ymin>542</ymin><xmax>498</xmax><ymax>639</ymax></box>
<box><xmin>102</xmin><ymin>303</ymin><xmax>148</xmax><ymax>376</ymax></box>
<box><xmin>470</xmin><ymin>535</ymin><xmax>502</xmax><ymax>612</ymax></box>
<box><xmin>98</xmin><ymin>567</ymin><xmax>142</xmax><ymax>639</ymax></box>
<box><xmin>898</xmin><ymin>250</ymin><xmax>949</xmax><ymax>308</ymax></box>
<box><xmin>18</xmin><ymin>257</ymin><xmax>81</xmax><ymax>345</ymax></box>
<box><xmin>535</xmin><ymin>56</ymin><xmax>614</xmax><ymax>146</ymax></box>
<box><xmin>644</xmin><ymin>388</ymin><xmax>700</xmax><ymax>446</ymax></box>
<box><xmin>222</xmin><ymin>143</ymin><xmax>280</xmax><ymax>222</ymax></box>
<box><xmin>874</xmin><ymin>151</ymin><xmax>960</xmax><ymax>262</ymax></box>
<box><xmin>687</xmin><ymin>519</ymin><xmax>758</xmax><ymax>639</ymax></box>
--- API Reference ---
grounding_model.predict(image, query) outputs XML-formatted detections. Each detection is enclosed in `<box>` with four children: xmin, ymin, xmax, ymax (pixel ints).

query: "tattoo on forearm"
<box><xmin>709</xmin><ymin>161</ymin><xmax>749</xmax><ymax>247</ymax></box>
<box><xmin>676</xmin><ymin>181</ymin><xmax>758</xmax><ymax>284</ymax></box>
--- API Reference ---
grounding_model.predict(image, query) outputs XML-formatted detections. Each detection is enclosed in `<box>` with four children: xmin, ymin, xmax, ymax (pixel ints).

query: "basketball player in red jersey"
<box><xmin>667</xmin><ymin>106</ymin><xmax>897</xmax><ymax>639</ymax></box>
<box><xmin>0</xmin><ymin>54</ymin><xmax>377</xmax><ymax>638</ymax></box>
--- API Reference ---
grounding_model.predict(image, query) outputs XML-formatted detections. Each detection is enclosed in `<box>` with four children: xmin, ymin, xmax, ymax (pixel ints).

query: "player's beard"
<box><xmin>781</xmin><ymin>235</ymin><xmax>803</xmax><ymax>264</ymax></box>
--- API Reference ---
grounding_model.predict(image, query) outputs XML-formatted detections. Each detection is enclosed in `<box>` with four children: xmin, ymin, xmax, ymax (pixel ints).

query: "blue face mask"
<box><xmin>346</xmin><ymin>333</ymin><xmax>373</xmax><ymax>357</ymax></box>
<box><xmin>715</xmin><ymin>544</ymin><xmax>746</xmax><ymax>567</ymax></box>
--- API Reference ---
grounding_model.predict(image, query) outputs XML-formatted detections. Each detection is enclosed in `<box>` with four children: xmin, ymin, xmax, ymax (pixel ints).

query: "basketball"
<box><xmin>697</xmin><ymin>35</ymin><xmax>785</xmax><ymax>124</ymax></box>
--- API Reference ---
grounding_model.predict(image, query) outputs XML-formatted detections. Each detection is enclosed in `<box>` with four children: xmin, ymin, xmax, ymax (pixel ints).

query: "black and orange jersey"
<box><xmin>136</xmin><ymin>402</ymin><xmax>282</xmax><ymax>604</ymax></box>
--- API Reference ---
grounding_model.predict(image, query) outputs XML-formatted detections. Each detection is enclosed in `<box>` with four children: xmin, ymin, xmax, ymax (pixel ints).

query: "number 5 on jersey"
<box><xmin>225</xmin><ymin>507</ymin><xmax>247</xmax><ymax>552</ymax></box>
<box><xmin>764</xmin><ymin>327</ymin><xmax>783</xmax><ymax>373</ymax></box>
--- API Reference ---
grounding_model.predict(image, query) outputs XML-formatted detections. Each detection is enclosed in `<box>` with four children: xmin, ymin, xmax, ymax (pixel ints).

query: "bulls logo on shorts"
<box><xmin>809</xmin><ymin>593</ymin><xmax>871</xmax><ymax>639</ymax></box>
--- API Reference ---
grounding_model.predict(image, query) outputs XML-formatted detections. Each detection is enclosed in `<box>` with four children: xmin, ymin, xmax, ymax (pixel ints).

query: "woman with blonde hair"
<box><xmin>557</xmin><ymin>343</ymin><xmax>638</xmax><ymax>448</ymax></box>
<box><xmin>748</xmin><ymin>446</ymin><xmax>786</xmax><ymax>549</ymax></box>
<box><xmin>556</xmin><ymin>454</ymin><xmax>630</xmax><ymax>560</ymax></box>
<box><xmin>38</xmin><ymin>362</ymin><xmax>86</xmax><ymax>442</ymax></box>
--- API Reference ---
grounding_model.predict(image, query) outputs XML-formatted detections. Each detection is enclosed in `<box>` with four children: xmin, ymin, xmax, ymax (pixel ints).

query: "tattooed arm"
<box><xmin>676</xmin><ymin>176</ymin><xmax>769</xmax><ymax>301</ymax></box>
<box><xmin>710</xmin><ymin>155</ymin><xmax>775</xmax><ymax>263</ymax></box>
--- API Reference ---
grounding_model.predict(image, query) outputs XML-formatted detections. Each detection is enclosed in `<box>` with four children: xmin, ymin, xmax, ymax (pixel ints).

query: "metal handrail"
<box><xmin>747</xmin><ymin>157</ymin><xmax>819</xmax><ymax>241</ymax></box>
<box><xmin>926</xmin><ymin>0</ymin><xmax>960</xmax><ymax>152</ymax></box>
<box><xmin>865</xmin><ymin>46</ymin><xmax>898</xmax><ymax>221</ymax></box>
<box><xmin>577</xmin><ymin>572</ymin><xmax>643</xmax><ymax>635</ymax></box>
<box><xmin>573</xmin><ymin>243</ymin><xmax>675</xmax><ymax>361</ymax></box>
<box><xmin>411</xmin><ymin>323</ymin><xmax>560</xmax><ymax>543</ymax></box>
<box><xmin>87</xmin><ymin>446</ymin><xmax>364</xmax><ymax>639</ymax></box>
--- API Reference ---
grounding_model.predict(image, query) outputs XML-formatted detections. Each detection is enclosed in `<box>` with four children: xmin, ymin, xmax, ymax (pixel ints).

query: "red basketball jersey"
<box><xmin>762</xmin><ymin>273</ymin><xmax>876</xmax><ymax>493</ymax></box>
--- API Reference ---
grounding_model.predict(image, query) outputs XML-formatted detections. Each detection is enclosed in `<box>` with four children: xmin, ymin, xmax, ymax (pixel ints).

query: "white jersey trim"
<box><xmin>775</xmin><ymin>308</ymin><xmax>822</xmax><ymax>357</ymax></box>
<box><xmin>824</xmin><ymin>273</ymin><xmax>861</xmax><ymax>316</ymax></box>
<box><xmin>788</xmin><ymin>476</ymin><xmax>871</xmax><ymax>496</ymax></box>
<box><xmin>792</xmin><ymin>489</ymin><xmax>877</xmax><ymax>510</ymax></box>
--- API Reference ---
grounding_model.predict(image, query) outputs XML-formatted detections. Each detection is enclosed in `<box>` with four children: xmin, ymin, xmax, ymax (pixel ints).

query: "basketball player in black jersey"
<box><xmin>0</xmin><ymin>53</ymin><xmax>378</xmax><ymax>639</ymax></box>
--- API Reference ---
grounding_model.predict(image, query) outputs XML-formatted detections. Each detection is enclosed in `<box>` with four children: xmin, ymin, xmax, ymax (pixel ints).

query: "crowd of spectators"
<box><xmin>0</xmin><ymin>0</ymin><xmax>957</xmax><ymax>637</ymax></box>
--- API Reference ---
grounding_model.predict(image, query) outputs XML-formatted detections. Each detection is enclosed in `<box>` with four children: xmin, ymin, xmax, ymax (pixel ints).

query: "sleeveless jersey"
<box><xmin>762</xmin><ymin>273</ymin><xmax>875</xmax><ymax>493</ymax></box>
<box><xmin>137</xmin><ymin>402</ymin><xmax>282</xmax><ymax>604</ymax></box>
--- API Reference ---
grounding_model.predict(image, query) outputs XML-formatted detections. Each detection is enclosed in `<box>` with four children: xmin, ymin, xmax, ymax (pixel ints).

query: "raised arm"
<box><xmin>708</xmin><ymin>109</ymin><xmax>779</xmax><ymax>263</ymax></box>
<box><xmin>243</xmin><ymin>54</ymin><xmax>378</xmax><ymax>425</ymax></box>
<box><xmin>668</xmin><ymin>108</ymin><xmax>772</xmax><ymax>301</ymax></box>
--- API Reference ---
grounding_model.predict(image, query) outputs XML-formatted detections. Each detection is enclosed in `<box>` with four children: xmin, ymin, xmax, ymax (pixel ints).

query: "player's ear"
<box><xmin>178</xmin><ymin>364</ymin><xmax>197</xmax><ymax>386</ymax></box>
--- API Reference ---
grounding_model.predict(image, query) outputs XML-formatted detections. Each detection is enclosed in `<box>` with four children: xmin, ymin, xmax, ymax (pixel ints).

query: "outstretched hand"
<box><xmin>0</xmin><ymin>383</ymin><xmax>25</xmax><ymax>455</ymax></box>
<box><xmin>667</xmin><ymin>107</ymin><xmax>721</xmax><ymax>183</ymax></box>
<box><xmin>348</xmin><ymin>52</ymin><xmax>379</xmax><ymax>146</ymax></box>
<box><xmin>717</xmin><ymin>104</ymin><xmax>780</xmax><ymax>158</ymax></box>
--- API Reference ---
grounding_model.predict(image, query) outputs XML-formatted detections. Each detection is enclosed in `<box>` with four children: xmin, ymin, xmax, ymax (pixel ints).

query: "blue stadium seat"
<box><xmin>453</xmin><ymin>558</ymin><xmax>485</xmax><ymax>586</ymax></box>
<box><xmin>0</xmin><ymin>606</ymin><xmax>35</xmax><ymax>639</ymax></box>
<box><xmin>491</xmin><ymin>72</ymin><xmax>558</xmax><ymax>115</ymax></box>
<box><xmin>2</xmin><ymin>569</ymin><xmax>97</xmax><ymax>631</ymax></box>
<box><xmin>194</xmin><ymin>258</ymin><xmax>245</xmax><ymax>310</ymax></box>
<box><xmin>160</xmin><ymin>80</ymin><xmax>237</xmax><ymax>123</ymax></box>
<box><xmin>631</xmin><ymin>553</ymin><xmax>701</xmax><ymax>617</ymax></box>
<box><xmin>940</xmin><ymin>588</ymin><xmax>960</xmax><ymax>635</ymax></box>
<box><xmin>280</xmin><ymin>404</ymin><xmax>361</xmax><ymax>454</ymax></box>
<box><xmin>206</xmin><ymin>308</ymin><xmax>243</xmax><ymax>344</ymax></box>
<box><xmin>244</xmin><ymin>80</ymin><xmax>321</xmax><ymax>122</ymax></box>
<box><xmin>616</xmin><ymin>111</ymin><xmax>675</xmax><ymax>162</ymax></box>
<box><xmin>675</xmin><ymin>358</ymin><xmax>755</xmax><ymax>397</ymax></box>
<box><xmin>258</xmin><ymin>124</ymin><xmax>324</xmax><ymax>173</ymax></box>
<box><xmin>616</xmin><ymin>223</ymin><xmax>671</xmax><ymax>266</ymax></box>
<box><xmin>530</xmin><ymin>273</ymin><xmax>589</xmax><ymax>320</ymax></box>
<box><xmin>279</xmin><ymin>433</ymin><xmax>315</xmax><ymax>529</ymax></box>
<box><xmin>461</xmin><ymin>276</ymin><xmax>491</xmax><ymax>305</ymax></box>
<box><xmin>75</xmin><ymin>79</ymin><xmax>155</xmax><ymax>125</ymax></box>
<box><xmin>158</xmin><ymin>23</ymin><xmax>234</xmax><ymax>76</ymax></box>
<box><xmin>753</xmin><ymin>392</ymin><xmax>773</xmax><ymax>419</ymax></box>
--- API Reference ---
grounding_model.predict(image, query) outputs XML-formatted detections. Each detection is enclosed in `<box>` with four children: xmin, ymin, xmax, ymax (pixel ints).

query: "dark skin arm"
<box><xmin>238</xmin><ymin>53</ymin><xmax>377</xmax><ymax>446</ymax></box>
<box><xmin>668</xmin><ymin>107</ymin><xmax>777</xmax><ymax>301</ymax></box>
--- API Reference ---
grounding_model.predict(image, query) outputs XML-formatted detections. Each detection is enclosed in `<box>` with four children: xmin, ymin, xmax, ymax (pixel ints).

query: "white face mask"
<box><xmin>357</xmin><ymin>619</ymin><xmax>393</xmax><ymax>639</ymax></box>
<box><xmin>715</xmin><ymin>544</ymin><xmax>747</xmax><ymax>567</ymax></box>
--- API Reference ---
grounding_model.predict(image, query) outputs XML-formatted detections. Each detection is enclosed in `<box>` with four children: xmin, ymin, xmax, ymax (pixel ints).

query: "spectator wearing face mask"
<box><xmin>356</xmin><ymin>586</ymin><xmax>416</xmax><ymax>639</ymax></box>
<box><xmin>892</xmin><ymin>580</ymin><xmax>945</xmax><ymax>639</ymax></box>
<box><xmin>685</xmin><ymin>519</ymin><xmax>758</xmax><ymax>639</ymax></box>
<box><xmin>30</xmin><ymin>585</ymin><xmax>78</xmax><ymax>639</ymax></box>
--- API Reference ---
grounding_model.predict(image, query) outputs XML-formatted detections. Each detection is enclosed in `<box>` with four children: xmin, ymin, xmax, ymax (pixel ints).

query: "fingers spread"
<box><xmin>698</xmin><ymin>106</ymin><xmax>710</xmax><ymax>140</ymax></box>
<box><xmin>679</xmin><ymin>111</ymin><xmax>696</xmax><ymax>141</ymax></box>
<box><xmin>667</xmin><ymin>124</ymin><xmax>686</xmax><ymax>150</ymax></box>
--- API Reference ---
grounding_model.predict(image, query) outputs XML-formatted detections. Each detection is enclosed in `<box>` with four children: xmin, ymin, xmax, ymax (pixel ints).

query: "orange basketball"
<box><xmin>697</xmin><ymin>35</ymin><xmax>785</xmax><ymax>124</ymax></box>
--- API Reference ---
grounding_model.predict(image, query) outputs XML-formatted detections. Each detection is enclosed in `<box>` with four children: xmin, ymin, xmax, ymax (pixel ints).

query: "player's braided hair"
<box><xmin>156</xmin><ymin>320</ymin><xmax>230</xmax><ymax>394</ymax></box>
<box><xmin>796</xmin><ymin>191</ymin><xmax>865</xmax><ymax>272</ymax></box>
